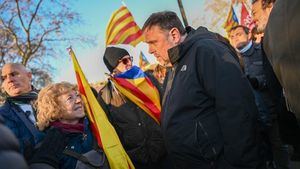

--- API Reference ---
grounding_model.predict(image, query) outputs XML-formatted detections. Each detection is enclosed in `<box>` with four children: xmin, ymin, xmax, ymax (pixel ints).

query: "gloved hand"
<box><xmin>247</xmin><ymin>75</ymin><xmax>259</xmax><ymax>89</ymax></box>
<box><xmin>29</xmin><ymin>128</ymin><xmax>69</xmax><ymax>168</ymax></box>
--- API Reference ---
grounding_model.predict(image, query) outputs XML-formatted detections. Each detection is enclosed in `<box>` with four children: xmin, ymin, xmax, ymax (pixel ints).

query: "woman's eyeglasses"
<box><xmin>119</xmin><ymin>56</ymin><xmax>133</xmax><ymax>65</ymax></box>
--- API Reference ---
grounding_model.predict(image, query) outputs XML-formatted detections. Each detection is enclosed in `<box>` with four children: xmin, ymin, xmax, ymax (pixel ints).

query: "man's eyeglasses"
<box><xmin>119</xmin><ymin>56</ymin><xmax>133</xmax><ymax>65</ymax></box>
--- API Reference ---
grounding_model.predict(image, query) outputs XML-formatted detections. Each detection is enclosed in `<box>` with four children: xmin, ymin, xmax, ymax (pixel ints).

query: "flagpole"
<box><xmin>121</xmin><ymin>0</ymin><xmax>126</xmax><ymax>6</ymax></box>
<box><xmin>177</xmin><ymin>0</ymin><xmax>189</xmax><ymax>27</ymax></box>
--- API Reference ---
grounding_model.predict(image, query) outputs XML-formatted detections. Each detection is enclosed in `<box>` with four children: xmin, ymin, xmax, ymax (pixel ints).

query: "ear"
<box><xmin>169</xmin><ymin>28</ymin><xmax>182</xmax><ymax>44</ymax></box>
<box><xmin>27</xmin><ymin>72</ymin><xmax>32</xmax><ymax>81</ymax></box>
<box><xmin>266</xmin><ymin>3</ymin><xmax>274</xmax><ymax>13</ymax></box>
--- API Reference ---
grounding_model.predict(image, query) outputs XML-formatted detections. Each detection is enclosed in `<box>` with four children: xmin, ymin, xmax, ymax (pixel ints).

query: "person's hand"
<box><xmin>29</xmin><ymin>128</ymin><xmax>69</xmax><ymax>168</ymax></box>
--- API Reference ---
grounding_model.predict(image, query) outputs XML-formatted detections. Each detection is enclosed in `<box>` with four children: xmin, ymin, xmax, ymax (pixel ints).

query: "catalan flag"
<box><xmin>68</xmin><ymin>48</ymin><xmax>135</xmax><ymax>169</ymax></box>
<box><xmin>112</xmin><ymin>66</ymin><xmax>161</xmax><ymax>124</ymax></box>
<box><xmin>223</xmin><ymin>5</ymin><xmax>239</xmax><ymax>33</ymax></box>
<box><xmin>106</xmin><ymin>6</ymin><xmax>144</xmax><ymax>46</ymax></box>
<box><xmin>139</xmin><ymin>51</ymin><xmax>150</xmax><ymax>71</ymax></box>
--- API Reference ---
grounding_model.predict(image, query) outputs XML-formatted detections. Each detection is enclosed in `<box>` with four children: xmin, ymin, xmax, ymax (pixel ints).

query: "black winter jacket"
<box><xmin>0</xmin><ymin>115</ymin><xmax>29</xmax><ymax>169</ymax></box>
<box><xmin>264</xmin><ymin>0</ymin><xmax>300</xmax><ymax>118</ymax></box>
<box><xmin>162</xmin><ymin>27</ymin><xmax>261</xmax><ymax>169</ymax></box>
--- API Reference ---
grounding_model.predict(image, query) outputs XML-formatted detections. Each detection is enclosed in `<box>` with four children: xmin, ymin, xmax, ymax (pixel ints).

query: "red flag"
<box><xmin>241</xmin><ymin>2</ymin><xmax>255</xmax><ymax>30</ymax></box>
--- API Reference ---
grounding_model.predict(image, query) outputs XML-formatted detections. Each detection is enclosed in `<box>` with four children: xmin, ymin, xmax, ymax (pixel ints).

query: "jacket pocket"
<box><xmin>196</xmin><ymin>114</ymin><xmax>223</xmax><ymax>161</ymax></box>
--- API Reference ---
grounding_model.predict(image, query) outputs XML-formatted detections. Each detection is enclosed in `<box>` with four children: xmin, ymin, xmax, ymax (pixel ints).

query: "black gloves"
<box><xmin>247</xmin><ymin>76</ymin><xmax>259</xmax><ymax>89</ymax></box>
<box><xmin>29</xmin><ymin>128</ymin><xmax>69</xmax><ymax>168</ymax></box>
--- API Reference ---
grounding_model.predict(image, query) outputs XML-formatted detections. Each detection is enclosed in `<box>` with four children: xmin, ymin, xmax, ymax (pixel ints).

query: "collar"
<box><xmin>168</xmin><ymin>26</ymin><xmax>195</xmax><ymax>65</ymax></box>
<box><xmin>239</xmin><ymin>41</ymin><xmax>253</xmax><ymax>53</ymax></box>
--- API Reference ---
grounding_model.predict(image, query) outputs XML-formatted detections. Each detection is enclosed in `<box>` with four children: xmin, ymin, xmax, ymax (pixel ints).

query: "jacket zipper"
<box><xmin>197</xmin><ymin>121</ymin><xmax>217</xmax><ymax>161</ymax></box>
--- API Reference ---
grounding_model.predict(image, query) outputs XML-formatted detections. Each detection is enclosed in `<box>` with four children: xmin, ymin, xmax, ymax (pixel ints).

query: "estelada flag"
<box><xmin>68</xmin><ymin>47</ymin><xmax>135</xmax><ymax>169</ymax></box>
<box><xmin>223</xmin><ymin>5</ymin><xmax>239</xmax><ymax>33</ymax></box>
<box><xmin>106</xmin><ymin>5</ymin><xmax>144</xmax><ymax>46</ymax></box>
<box><xmin>139</xmin><ymin>51</ymin><xmax>150</xmax><ymax>70</ymax></box>
<box><xmin>111</xmin><ymin>66</ymin><xmax>161</xmax><ymax>124</ymax></box>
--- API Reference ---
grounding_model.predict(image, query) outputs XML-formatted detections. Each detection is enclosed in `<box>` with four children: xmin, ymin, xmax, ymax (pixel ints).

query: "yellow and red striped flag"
<box><xmin>139</xmin><ymin>51</ymin><xmax>150</xmax><ymax>71</ymax></box>
<box><xmin>68</xmin><ymin>47</ymin><xmax>135</xmax><ymax>169</ymax></box>
<box><xmin>223</xmin><ymin>5</ymin><xmax>239</xmax><ymax>33</ymax></box>
<box><xmin>112</xmin><ymin>66</ymin><xmax>161</xmax><ymax>124</ymax></box>
<box><xmin>106</xmin><ymin>5</ymin><xmax>144</xmax><ymax>46</ymax></box>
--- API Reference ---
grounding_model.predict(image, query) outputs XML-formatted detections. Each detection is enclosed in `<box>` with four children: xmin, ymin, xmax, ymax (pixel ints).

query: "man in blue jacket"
<box><xmin>0</xmin><ymin>63</ymin><xmax>44</xmax><ymax>159</ymax></box>
<box><xmin>142</xmin><ymin>11</ymin><xmax>261</xmax><ymax>169</ymax></box>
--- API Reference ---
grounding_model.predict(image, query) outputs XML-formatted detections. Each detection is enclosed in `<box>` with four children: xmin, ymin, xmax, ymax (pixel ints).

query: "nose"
<box><xmin>6</xmin><ymin>75</ymin><xmax>15</xmax><ymax>83</ymax></box>
<box><xmin>75</xmin><ymin>95</ymin><xmax>82</xmax><ymax>104</ymax></box>
<box><xmin>148</xmin><ymin>45</ymin><xmax>155</xmax><ymax>55</ymax></box>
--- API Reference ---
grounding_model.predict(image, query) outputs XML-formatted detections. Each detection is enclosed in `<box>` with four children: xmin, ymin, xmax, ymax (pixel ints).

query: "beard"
<box><xmin>256</xmin><ymin>15</ymin><xmax>269</xmax><ymax>33</ymax></box>
<box><xmin>256</xmin><ymin>23</ymin><xmax>266</xmax><ymax>34</ymax></box>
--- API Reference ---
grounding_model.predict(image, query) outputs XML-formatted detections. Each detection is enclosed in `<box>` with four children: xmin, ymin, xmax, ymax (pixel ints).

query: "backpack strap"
<box><xmin>63</xmin><ymin>149</ymin><xmax>101</xmax><ymax>169</ymax></box>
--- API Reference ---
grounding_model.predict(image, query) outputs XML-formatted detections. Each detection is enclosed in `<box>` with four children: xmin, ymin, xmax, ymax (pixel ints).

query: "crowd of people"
<box><xmin>0</xmin><ymin>0</ymin><xmax>299</xmax><ymax>169</ymax></box>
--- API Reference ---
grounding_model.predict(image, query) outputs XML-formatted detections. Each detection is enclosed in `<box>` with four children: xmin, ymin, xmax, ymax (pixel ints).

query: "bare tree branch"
<box><xmin>0</xmin><ymin>0</ymin><xmax>89</xmax><ymax>88</ymax></box>
<box><xmin>0</xmin><ymin>17</ymin><xmax>24</xmax><ymax>58</ymax></box>
<box><xmin>28</xmin><ymin>0</ymin><xmax>43</xmax><ymax>32</ymax></box>
<box><xmin>15</xmin><ymin>0</ymin><xmax>27</xmax><ymax>33</ymax></box>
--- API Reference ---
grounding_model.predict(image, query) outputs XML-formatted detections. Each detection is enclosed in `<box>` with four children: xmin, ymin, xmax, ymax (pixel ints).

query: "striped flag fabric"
<box><xmin>139</xmin><ymin>51</ymin><xmax>150</xmax><ymax>71</ymax></box>
<box><xmin>112</xmin><ymin>66</ymin><xmax>161</xmax><ymax>124</ymax></box>
<box><xmin>68</xmin><ymin>48</ymin><xmax>135</xmax><ymax>169</ymax></box>
<box><xmin>223</xmin><ymin>5</ymin><xmax>239</xmax><ymax>33</ymax></box>
<box><xmin>106</xmin><ymin>6</ymin><xmax>144</xmax><ymax>46</ymax></box>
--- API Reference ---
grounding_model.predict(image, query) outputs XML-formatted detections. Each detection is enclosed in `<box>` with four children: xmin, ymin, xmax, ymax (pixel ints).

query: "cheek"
<box><xmin>62</xmin><ymin>104</ymin><xmax>73</xmax><ymax>114</ymax></box>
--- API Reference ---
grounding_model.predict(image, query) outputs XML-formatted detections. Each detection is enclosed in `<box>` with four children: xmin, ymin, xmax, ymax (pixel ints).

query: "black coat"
<box><xmin>0</xmin><ymin>115</ymin><xmax>29</xmax><ymax>169</ymax></box>
<box><xmin>97</xmin><ymin>72</ymin><xmax>169</xmax><ymax>169</ymax></box>
<box><xmin>263</xmin><ymin>0</ymin><xmax>300</xmax><ymax>119</ymax></box>
<box><xmin>162</xmin><ymin>27</ymin><xmax>261</xmax><ymax>169</ymax></box>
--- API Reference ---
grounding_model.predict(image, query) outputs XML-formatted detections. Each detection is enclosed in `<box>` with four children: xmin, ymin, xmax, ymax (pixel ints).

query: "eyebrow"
<box><xmin>146</xmin><ymin>40</ymin><xmax>157</xmax><ymax>44</ymax></box>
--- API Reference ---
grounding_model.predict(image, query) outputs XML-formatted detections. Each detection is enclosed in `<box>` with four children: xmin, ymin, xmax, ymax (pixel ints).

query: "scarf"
<box><xmin>50</xmin><ymin>120</ymin><xmax>84</xmax><ymax>134</ymax></box>
<box><xmin>7</xmin><ymin>90</ymin><xmax>38</xmax><ymax>104</ymax></box>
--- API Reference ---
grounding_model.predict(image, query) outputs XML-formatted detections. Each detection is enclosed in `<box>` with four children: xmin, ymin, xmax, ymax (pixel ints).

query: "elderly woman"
<box><xmin>29</xmin><ymin>82</ymin><xmax>109</xmax><ymax>169</ymax></box>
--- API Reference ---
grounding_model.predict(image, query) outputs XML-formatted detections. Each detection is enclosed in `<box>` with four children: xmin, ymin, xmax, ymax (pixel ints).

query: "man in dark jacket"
<box><xmin>0</xmin><ymin>63</ymin><xmax>44</xmax><ymax>159</ymax></box>
<box><xmin>98</xmin><ymin>47</ymin><xmax>171</xmax><ymax>169</ymax></box>
<box><xmin>229</xmin><ymin>25</ymin><xmax>290</xmax><ymax>169</ymax></box>
<box><xmin>257</xmin><ymin>0</ymin><xmax>300</xmax><ymax>120</ymax></box>
<box><xmin>142</xmin><ymin>11</ymin><xmax>261</xmax><ymax>169</ymax></box>
<box><xmin>252</xmin><ymin>0</ymin><xmax>300</xmax><ymax>162</ymax></box>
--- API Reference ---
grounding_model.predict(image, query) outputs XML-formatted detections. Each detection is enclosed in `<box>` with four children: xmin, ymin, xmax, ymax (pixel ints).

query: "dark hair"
<box><xmin>252</xmin><ymin>0</ymin><xmax>276</xmax><ymax>9</ymax></box>
<box><xmin>229</xmin><ymin>25</ymin><xmax>250</xmax><ymax>35</ymax></box>
<box><xmin>142</xmin><ymin>11</ymin><xmax>186</xmax><ymax>35</ymax></box>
